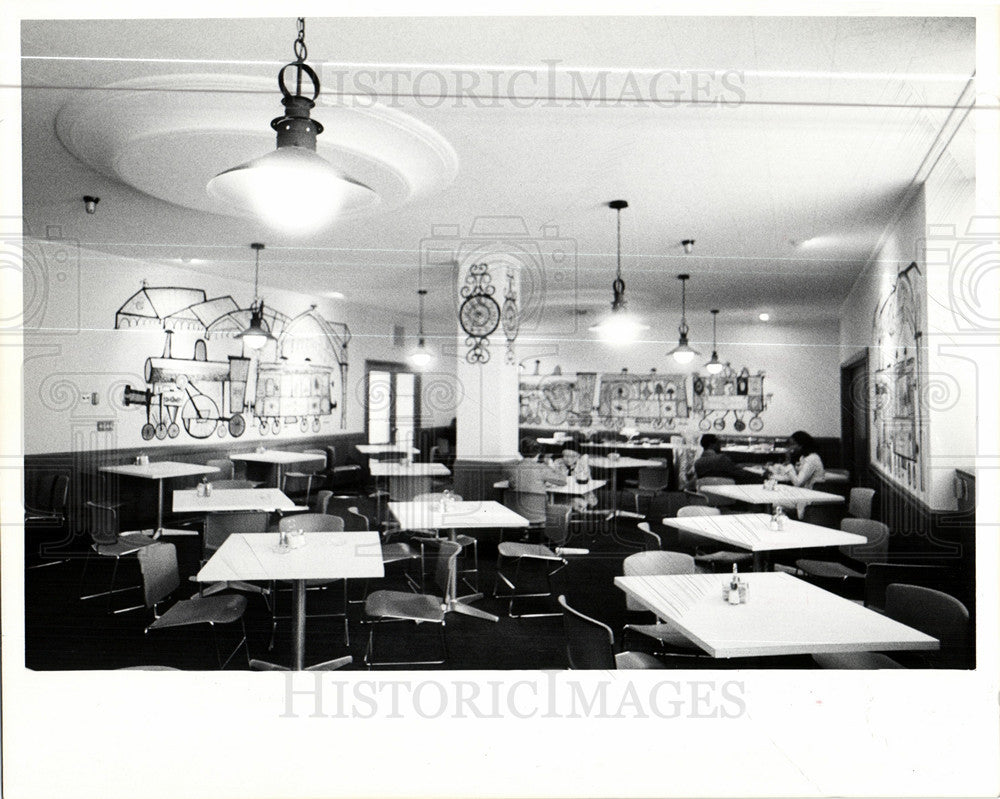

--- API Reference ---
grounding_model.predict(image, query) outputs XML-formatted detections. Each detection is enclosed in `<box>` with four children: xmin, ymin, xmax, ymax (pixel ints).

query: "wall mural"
<box><xmin>691</xmin><ymin>364</ymin><xmax>769</xmax><ymax>432</ymax></box>
<box><xmin>115</xmin><ymin>284</ymin><xmax>350</xmax><ymax>441</ymax></box>
<box><xmin>871</xmin><ymin>262</ymin><xmax>924</xmax><ymax>494</ymax></box>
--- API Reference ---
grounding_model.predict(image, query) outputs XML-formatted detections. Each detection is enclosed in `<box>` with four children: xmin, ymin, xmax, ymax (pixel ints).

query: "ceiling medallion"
<box><xmin>459</xmin><ymin>263</ymin><xmax>501</xmax><ymax>364</ymax></box>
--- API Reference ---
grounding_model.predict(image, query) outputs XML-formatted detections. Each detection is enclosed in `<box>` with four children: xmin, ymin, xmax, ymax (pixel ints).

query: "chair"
<box><xmin>79</xmin><ymin>501</ymin><xmax>156</xmax><ymax>614</ymax></box>
<box><xmin>334</xmin><ymin>502</ymin><xmax>422</xmax><ymax>594</ymax></box>
<box><xmin>324</xmin><ymin>446</ymin><xmax>365</xmax><ymax>491</ymax></box>
<box><xmin>558</xmin><ymin>595</ymin><xmax>665</xmax><ymax>670</ymax></box>
<box><xmin>209</xmin><ymin>479</ymin><xmax>259</xmax><ymax>490</ymax></box>
<box><xmin>493</xmin><ymin>503</ymin><xmax>574</xmax><ymax>618</ymax></box>
<box><xmin>635</xmin><ymin>522</ymin><xmax>661</xmax><ymax>551</ymax></box>
<box><xmin>25</xmin><ymin>474</ymin><xmax>71</xmax><ymax>568</ymax></box>
<box><xmin>282</xmin><ymin>471</ymin><xmax>321</xmax><ymax>506</ymax></box>
<box><xmin>695</xmin><ymin>476</ymin><xmax>736</xmax><ymax>508</ymax></box>
<box><xmin>621</xmin><ymin>551</ymin><xmax>703</xmax><ymax>656</ymax></box>
<box><xmin>799</xmin><ymin>502</ymin><xmax>843</xmax><ymax>528</ymax></box>
<box><xmin>675</xmin><ymin>505</ymin><xmax>753</xmax><ymax>571</ymax></box>
<box><xmin>410</xmin><ymin>493</ymin><xmax>478</xmax><ymax>592</ymax></box>
<box><xmin>136</xmin><ymin>543</ymin><xmax>250</xmax><ymax>670</ymax></box>
<box><xmin>848</xmin><ymin>487</ymin><xmax>876</xmax><ymax>519</ymax></box>
<box><xmin>503</xmin><ymin>490</ymin><xmax>548</xmax><ymax>527</ymax></box>
<box><xmin>205</xmin><ymin>459</ymin><xmax>235</xmax><ymax>480</ymax></box>
<box><xmin>813</xmin><ymin>584</ymin><xmax>971</xmax><ymax>669</ymax></box>
<box><xmin>270</xmin><ymin>514</ymin><xmax>349</xmax><ymax>649</ymax></box>
<box><xmin>621</xmin><ymin>466</ymin><xmax>672</xmax><ymax>514</ymax></box>
<box><xmin>795</xmin><ymin>519</ymin><xmax>890</xmax><ymax>586</ymax></box>
<box><xmin>362</xmin><ymin>540</ymin><xmax>461</xmax><ymax>667</ymax></box>
<box><xmin>862</xmin><ymin>562</ymin><xmax>950</xmax><ymax>612</ymax></box>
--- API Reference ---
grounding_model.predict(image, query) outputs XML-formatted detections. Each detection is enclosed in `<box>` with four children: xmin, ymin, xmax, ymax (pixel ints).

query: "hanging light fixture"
<box><xmin>667</xmin><ymin>274</ymin><xmax>700</xmax><ymax>364</ymax></box>
<box><xmin>589</xmin><ymin>199</ymin><xmax>649</xmax><ymax>344</ymax></box>
<box><xmin>704</xmin><ymin>309</ymin><xmax>724</xmax><ymax>374</ymax></box>
<box><xmin>408</xmin><ymin>260</ymin><xmax>434</xmax><ymax>369</ymax></box>
<box><xmin>239</xmin><ymin>243</ymin><xmax>276</xmax><ymax>350</ymax></box>
<box><xmin>207</xmin><ymin>18</ymin><xmax>367</xmax><ymax>234</ymax></box>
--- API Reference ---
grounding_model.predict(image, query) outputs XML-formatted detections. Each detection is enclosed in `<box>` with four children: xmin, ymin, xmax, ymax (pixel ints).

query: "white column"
<box><xmin>455</xmin><ymin>261</ymin><xmax>520</xmax><ymax>460</ymax></box>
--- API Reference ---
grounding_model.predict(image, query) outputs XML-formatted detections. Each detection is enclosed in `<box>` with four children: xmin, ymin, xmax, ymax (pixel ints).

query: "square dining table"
<box><xmin>492</xmin><ymin>478</ymin><xmax>607</xmax><ymax>496</ymax></box>
<box><xmin>697</xmin><ymin>482</ymin><xmax>845</xmax><ymax>509</ymax></box>
<box><xmin>172</xmin><ymin>487</ymin><xmax>306</xmax><ymax>514</ymax></box>
<box><xmin>614</xmin><ymin>572</ymin><xmax>939</xmax><ymax>659</ymax></box>
<box><xmin>389</xmin><ymin>500</ymin><xmax>529</xmax><ymax>623</ymax></box>
<box><xmin>356</xmin><ymin>443</ymin><xmax>421</xmax><ymax>455</ymax></box>
<box><xmin>661</xmin><ymin>512</ymin><xmax>867</xmax><ymax>571</ymax></box>
<box><xmin>100</xmin><ymin>461</ymin><xmax>220</xmax><ymax>537</ymax></box>
<box><xmin>228</xmin><ymin>450</ymin><xmax>323</xmax><ymax>488</ymax></box>
<box><xmin>196</xmin><ymin>531</ymin><xmax>384</xmax><ymax>671</ymax></box>
<box><xmin>587</xmin><ymin>456</ymin><xmax>665</xmax><ymax>525</ymax></box>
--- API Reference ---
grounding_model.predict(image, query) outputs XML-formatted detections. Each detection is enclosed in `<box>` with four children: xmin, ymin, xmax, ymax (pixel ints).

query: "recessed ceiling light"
<box><xmin>758</xmin><ymin>312</ymin><xmax>771</xmax><ymax>322</ymax></box>
<box><xmin>325</xmin><ymin>291</ymin><xmax>345</xmax><ymax>300</ymax></box>
<box><xmin>177</xmin><ymin>256</ymin><xmax>204</xmax><ymax>265</ymax></box>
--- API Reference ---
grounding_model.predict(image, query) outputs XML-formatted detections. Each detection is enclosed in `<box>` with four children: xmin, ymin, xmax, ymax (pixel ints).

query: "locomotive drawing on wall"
<box><xmin>115</xmin><ymin>284</ymin><xmax>350</xmax><ymax>441</ymax></box>
<box><xmin>871</xmin><ymin>261</ymin><xmax>924</xmax><ymax>494</ymax></box>
<box><xmin>690</xmin><ymin>364</ymin><xmax>770</xmax><ymax>432</ymax></box>
<box><xmin>519</xmin><ymin>371</ymin><xmax>690</xmax><ymax>431</ymax></box>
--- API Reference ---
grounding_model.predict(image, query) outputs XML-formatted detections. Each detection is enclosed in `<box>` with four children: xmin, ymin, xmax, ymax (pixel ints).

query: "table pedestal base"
<box><xmin>249</xmin><ymin>656</ymin><xmax>353</xmax><ymax>672</ymax></box>
<box><xmin>447</xmin><ymin>592</ymin><xmax>499</xmax><ymax>622</ymax></box>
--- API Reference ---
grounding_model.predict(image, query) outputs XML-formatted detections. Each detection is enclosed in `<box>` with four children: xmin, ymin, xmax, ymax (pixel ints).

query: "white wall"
<box><xmin>23</xmin><ymin>243</ymin><xmax>456</xmax><ymax>454</ymax></box>
<box><xmin>518</xmin><ymin>316</ymin><xmax>843</xmax><ymax>438</ymax></box>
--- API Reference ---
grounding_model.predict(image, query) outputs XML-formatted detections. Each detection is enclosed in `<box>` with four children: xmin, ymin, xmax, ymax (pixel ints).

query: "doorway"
<box><xmin>840</xmin><ymin>350</ymin><xmax>870</xmax><ymax>484</ymax></box>
<box><xmin>365</xmin><ymin>361</ymin><xmax>421</xmax><ymax>446</ymax></box>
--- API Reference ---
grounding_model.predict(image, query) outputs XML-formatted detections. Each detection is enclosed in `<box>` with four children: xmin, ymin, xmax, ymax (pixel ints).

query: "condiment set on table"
<box><xmin>275</xmin><ymin>529</ymin><xmax>307</xmax><ymax>553</ymax></box>
<box><xmin>723</xmin><ymin>564</ymin><xmax>749</xmax><ymax>604</ymax></box>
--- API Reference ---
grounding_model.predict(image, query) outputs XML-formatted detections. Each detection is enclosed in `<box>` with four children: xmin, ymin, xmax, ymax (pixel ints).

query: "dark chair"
<box><xmin>324</xmin><ymin>446</ymin><xmax>365</xmax><ymax>492</ymax></box>
<box><xmin>362</xmin><ymin>540</ymin><xmax>461</xmax><ymax>667</ymax></box>
<box><xmin>795</xmin><ymin>519</ymin><xmax>890</xmax><ymax>586</ymax></box>
<box><xmin>863</xmin><ymin>562</ymin><xmax>950</xmax><ymax>612</ymax></box>
<box><xmin>799</xmin><ymin>502</ymin><xmax>843</xmax><ymax>528</ymax></box>
<box><xmin>410</xmin><ymin>492</ymin><xmax>478</xmax><ymax>592</ymax></box>
<box><xmin>847</xmin><ymin>487</ymin><xmax>876</xmax><ymax>519</ymax></box>
<box><xmin>270</xmin><ymin>514</ymin><xmax>348</xmax><ymax>649</ymax></box>
<box><xmin>493</xmin><ymin>504</ymin><xmax>575</xmax><ymax>618</ymax></box>
<box><xmin>813</xmin><ymin>584</ymin><xmax>971</xmax><ymax>669</ymax></box>
<box><xmin>25</xmin><ymin>474</ymin><xmax>71</xmax><ymax>568</ymax></box>
<box><xmin>205</xmin><ymin>459</ymin><xmax>235</xmax><ymax>480</ymax></box>
<box><xmin>79</xmin><ymin>501</ymin><xmax>156</xmax><ymax>614</ymax></box>
<box><xmin>676</xmin><ymin>505</ymin><xmax>753</xmax><ymax>571</ymax></box>
<box><xmin>621</xmin><ymin>466</ymin><xmax>672</xmax><ymax>514</ymax></box>
<box><xmin>558</xmin><ymin>595</ymin><xmax>665</xmax><ymax>670</ymax></box>
<box><xmin>137</xmin><ymin>542</ymin><xmax>250</xmax><ymax>670</ymax></box>
<box><xmin>635</xmin><ymin>522</ymin><xmax>661</xmax><ymax>551</ymax></box>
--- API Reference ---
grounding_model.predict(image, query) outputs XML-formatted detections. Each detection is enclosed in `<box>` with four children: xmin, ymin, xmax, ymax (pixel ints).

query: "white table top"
<box><xmin>582</xmin><ymin>441</ymin><xmax>678</xmax><ymax>450</ymax></box>
<box><xmin>661</xmin><ymin>513</ymin><xmax>867</xmax><ymax>553</ymax></box>
<box><xmin>537</xmin><ymin>437</ymin><xmax>575</xmax><ymax>445</ymax></box>
<box><xmin>614</xmin><ymin>572</ymin><xmax>939</xmax><ymax>659</ymax></box>
<box><xmin>698</xmin><ymin>483</ymin><xmax>845</xmax><ymax>507</ymax></box>
<box><xmin>356</xmin><ymin>443</ymin><xmax>420</xmax><ymax>454</ymax></box>
<box><xmin>370</xmin><ymin>462</ymin><xmax>451</xmax><ymax>477</ymax></box>
<box><xmin>173</xmin><ymin>488</ymin><xmax>305</xmax><ymax>513</ymax></box>
<box><xmin>229</xmin><ymin>450</ymin><xmax>322</xmax><ymax>465</ymax></box>
<box><xmin>493</xmin><ymin>478</ymin><xmax>607</xmax><ymax>495</ymax></box>
<box><xmin>589</xmin><ymin>456</ymin><xmax>665</xmax><ymax>470</ymax></box>
<box><xmin>100</xmin><ymin>461</ymin><xmax>220</xmax><ymax>480</ymax></box>
<box><xmin>722</xmin><ymin>444</ymin><xmax>789</xmax><ymax>455</ymax></box>
<box><xmin>389</xmin><ymin>500</ymin><xmax>529</xmax><ymax>532</ymax></box>
<box><xmin>196</xmin><ymin>531</ymin><xmax>384</xmax><ymax>582</ymax></box>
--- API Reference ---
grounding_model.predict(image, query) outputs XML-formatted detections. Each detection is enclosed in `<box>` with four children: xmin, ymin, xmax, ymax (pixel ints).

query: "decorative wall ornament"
<box><xmin>458</xmin><ymin>262</ymin><xmax>500</xmax><ymax>363</ymax></box>
<box><xmin>872</xmin><ymin>261</ymin><xmax>924</xmax><ymax>494</ymax></box>
<box><xmin>690</xmin><ymin>363</ymin><xmax>770</xmax><ymax>432</ymax></box>
<box><xmin>116</xmin><ymin>284</ymin><xmax>350</xmax><ymax>441</ymax></box>
<box><xmin>501</xmin><ymin>267</ymin><xmax>520</xmax><ymax>364</ymax></box>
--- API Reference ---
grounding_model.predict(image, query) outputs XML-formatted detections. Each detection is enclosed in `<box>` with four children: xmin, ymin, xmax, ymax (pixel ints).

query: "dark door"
<box><xmin>840</xmin><ymin>350</ymin><xmax>869</xmax><ymax>484</ymax></box>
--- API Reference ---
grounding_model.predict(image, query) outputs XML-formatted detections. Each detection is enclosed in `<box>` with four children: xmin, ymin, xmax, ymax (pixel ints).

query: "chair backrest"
<box><xmin>278</xmin><ymin>513</ymin><xmax>345</xmax><ymax>533</ymax></box>
<box><xmin>636</xmin><ymin>521</ymin><xmax>661</xmax><ymax>551</ymax></box>
<box><xmin>504</xmin><ymin>490</ymin><xmax>547</xmax><ymax>526</ymax></box>
<box><xmin>282</xmin><ymin>472</ymin><xmax>315</xmax><ymax>492</ymax></box>
<box><xmin>433</xmin><ymin>540</ymin><xmax>462</xmax><ymax>598</ymax></box>
<box><xmin>800</xmin><ymin>503</ymin><xmax>843</xmax><ymax>529</ymax></box>
<box><xmin>205</xmin><ymin>459</ymin><xmax>235</xmax><ymax>480</ymax></box>
<box><xmin>885</xmin><ymin>583</ymin><xmax>971</xmax><ymax>668</ymax></box>
<box><xmin>839</xmin><ymin>518</ymin><xmax>889</xmax><ymax>563</ymax></box>
<box><xmin>210</xmin><ymin>479</ymin><xmax>257</xmax><ymax>490</ymax></box>
<box><xmin>325</xmin><ymin>446</ymin><xmax>338</xmax><ymax>467</ymax></box>
<box><xmin>622</xmin><ymin>550</ymin><xmax>697</xmax><ymax>611</ymax></box>
<box><xmin>137</xmin><ymin>542</ymin><xmax>180</xmax><ymax>608</ymax></box>
<box><xmin>314</xmin><ymin>490</ymin><xmax>333</xmax><ymax>514</ymax></box>
<box><xmin>203</xmin><ymin>511</ymin><xmax>269</xmax><ymax>552</ymax></box>
<box><xmin>86</xmin><ymin>500</ymin><xmax>121</xmax><ymax>545</ymax></box>
<box><xmin>558</xmin><ymin>595</ymin><xmax>616</xmax><ymax>669</ymax></box>
<box><xmin>302</xmin><ymin>449</ymin><xmax>328</xmax><ymax>470</ymax></box>
<box><xmin>49</xmin><ymin>474</ymin><xmax>70</xmax><ymax>512</ymax></box>
<box><xmin>677</xmin><ymin>505</ymin><xmax>721</xmax><ymax>518</ymax></box>
<box><xmin>412</xmin><ymin>493</ymin><xmax>464</xmax><ymax>503</ymax></box>
<box><xmin>848</xmin><ymin>487</ymin><xmax>876</xmax><ymax>519</ymax></box>
<box><xmin>345</xmin><ymin>507</ymin><xmax>371</xmax><ymax>531</ymax></box>
<box><xmin>637</xmin><ymin>466</ymin><xmax>671</xmax><ymax>491</ymax></box>
<box><xmin>543</xmin><ymin>503</ymin><xmax>572</xmax><ymax>548</ymax></box>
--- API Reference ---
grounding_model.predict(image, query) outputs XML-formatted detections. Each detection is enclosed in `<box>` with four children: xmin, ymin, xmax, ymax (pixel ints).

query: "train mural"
<box><xmin>115</xmin><ymin>284</ymin><xmax>350</xmax><ymax>440</ymax></box>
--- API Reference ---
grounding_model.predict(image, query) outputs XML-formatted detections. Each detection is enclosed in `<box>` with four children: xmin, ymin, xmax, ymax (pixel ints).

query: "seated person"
<box><xmin>693</xmin><ymin>434</ymin><xmax>758</xmax><ymax>484</ymax></box>
<box><xmin>508</xmin><ymin>441</ymin><xmax>567</xmax><ymax>494</ymax></box>
<box><xmin>769</xmin><ymin>430</ymin><xmax>825</xmax><ymax>489</ymax></box>
<box><xmin>552</xmin><ymin>449</ymin><xmax>598</xmax><ymax>511</ymax></box>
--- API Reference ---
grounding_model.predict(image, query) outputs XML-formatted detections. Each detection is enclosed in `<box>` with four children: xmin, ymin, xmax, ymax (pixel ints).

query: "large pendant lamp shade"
<box><xmin>589</xmin><ymin>199</ymin><xmax>649</xmax><ymax>344</ymax></box>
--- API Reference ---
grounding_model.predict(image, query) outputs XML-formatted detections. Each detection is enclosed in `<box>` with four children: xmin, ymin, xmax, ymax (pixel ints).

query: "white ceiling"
<box><xmin>21</xmin><ymin>15</ymin><xmax>976</xmax><ymax>328</ymax></box>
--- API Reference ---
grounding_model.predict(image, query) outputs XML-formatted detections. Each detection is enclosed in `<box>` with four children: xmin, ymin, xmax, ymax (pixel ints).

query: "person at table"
<box><xmin>693</xmin><ymin>434</ymin><xmax>758</xmax><ymax>484</ymax></box>
<box><xmin>553</xmin><ymin>449</ymin><xmax>599</xmax><ymax>511</ymax></box>
<box><xmin>769</xmin><ymin>430</ymin><xmax>825</xmax><ymax>488</ymax></box>
<box><xmin>508</xmin><ymin>441</ymin><xmax>567</xmax><ymax>493</ymax></box>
